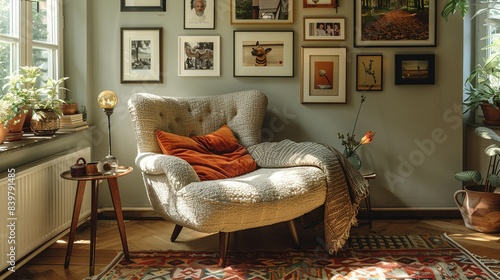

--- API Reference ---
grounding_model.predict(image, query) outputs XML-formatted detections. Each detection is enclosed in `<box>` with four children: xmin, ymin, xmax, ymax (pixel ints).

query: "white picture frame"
<box><xmin>178</xmin><ymin>36</ymin><xmax>220</xmax><ymax>77</ymax></box>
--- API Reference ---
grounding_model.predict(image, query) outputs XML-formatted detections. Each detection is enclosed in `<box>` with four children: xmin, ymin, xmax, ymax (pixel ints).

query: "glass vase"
<box><xmin>344</xmin><ymin>148</ymin><xmax>362</xmax><ymax>170</ymax></box>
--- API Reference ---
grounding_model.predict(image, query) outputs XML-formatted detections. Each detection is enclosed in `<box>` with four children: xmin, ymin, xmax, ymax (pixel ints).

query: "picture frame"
<box><xmin>304</xmin><ymin>18</ymin><xmax>345</xmax><ymax>41</ymax></box>
<box><xmin>395</xmin><ymin>54</ymin><xmax>435</xmax><ymax>85</ymax></box>
<box><xmin>120</xmin><ymin>28</ymin><xmax>163</xmax><ymax>83</ymax></box>
<box><xmin>300</xmin><ymin>47</ymin><xmax>346</xmax><ymax>103</ymax></box>
<box><xmin>354</xmin><ymin>0</ymin><xmax>436</xmax><ymax>47</ymax></box>
<box><xmin>184</xmin><ymin>0</ymin><xmax>215</xmax><ymax>29</ymax></box>
<box><xmin>303</xmin><ymin>0</ymin><xmax>336</xmax><ymax>8</ymax></box>
<box><xmin>233</xmin><ymin>30</ymin><xmax>294</xmax><ymax>77</ymax></box>
<box><xmin>356</xmin><ymin>55</ymin><xmax>383</xmax><ymax>91</ymax></box>
<box><xmin>120</xmin><ymin>0</ymin><xmax>166</xmax><ymax>12</ymax></box>
<box><xmin>230</xmin><ymin>0</ymin><xmax>293</xmax><ymax>24</ymax></box>
<box><xmin>178</xmin><ymin>36</ymin><xmax>220</xmax><ymax>77</ymax></box>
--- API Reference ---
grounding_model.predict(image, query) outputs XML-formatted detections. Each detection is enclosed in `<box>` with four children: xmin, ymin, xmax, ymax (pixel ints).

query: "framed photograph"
<box><xmin>354</xmin><ymin>0</ymin><xmax>436</xmax><ymax>47</ymax></box>
<box><xmin>184</xmin><ymin>0</ymin><xmax>215</xmax><ymax>29</ymax></box>
<box><xmin>230</xmin><ymin>0</ymin><xmax>293</xmax><ymax>24</ymax></box>
<box><xmin>120</xmin><ymin>28</ymin><xmax>163</xmax><ymax>83</ymax></box>
<box><xmin>300</xmin><ymin>47</ymin><xmax>346</xmax><ymax>103</ymax></box>
<box><xmin>304</xmin><ymin>18</ymin><xmax>345</xmax><ymax>41</ymax></box>
<box><xmin>178</xmin><ymin>36</ymin><xmax>220</xmax><ymax>77</ymax></box>
<box><xmin>233</xmin><ymin>30</ymin><xmax>294</xmax><ymax>77</ymax></box>
<box><xmin>121</xmin><ymin>0</ymin><xmax>166</xmax><ymax>12</ymax></box>
<box><xmin>303</xmin><ymin>0</ymin><xmax>336</xmax><ymax>8</ymax></box>
<box><xmin>356</xmin><ymin>55</ymin><xmax>383</xmax><ymax>91</ymax></box>
<box><xmin>395</xmin><ymin>54</ymin><xmax>435</xmax><ymax>85</ymax></box>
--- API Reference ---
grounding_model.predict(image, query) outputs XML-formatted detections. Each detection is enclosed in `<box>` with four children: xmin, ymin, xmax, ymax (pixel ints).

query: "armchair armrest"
<box><xmin>135</xmin><ymin>152</ymin><xmax>200</xmax><ymax>188</ymax></box>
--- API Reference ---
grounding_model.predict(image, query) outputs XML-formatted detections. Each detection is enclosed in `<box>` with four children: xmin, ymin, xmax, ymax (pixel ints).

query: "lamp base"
<box><xmin>98</xmin><ymin>155</ymin><xmax>119</xmax><ymax>175</ymax></box>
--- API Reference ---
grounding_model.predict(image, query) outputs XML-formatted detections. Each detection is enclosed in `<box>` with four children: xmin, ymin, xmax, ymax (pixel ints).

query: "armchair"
<box><xmin>127</xmin><ymin>90</ymin><xmax>368</xmax><ymax>266</ymax></box>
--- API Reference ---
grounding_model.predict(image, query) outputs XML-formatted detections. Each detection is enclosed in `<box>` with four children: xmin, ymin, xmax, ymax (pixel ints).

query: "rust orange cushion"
<box><xmin>155</xmin><ymin>124</ymin><xmax>257</xmax><ymax>181</ymax></box>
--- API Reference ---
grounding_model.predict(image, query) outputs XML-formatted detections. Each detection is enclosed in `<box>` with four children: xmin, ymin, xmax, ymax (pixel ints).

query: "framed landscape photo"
<box><xmin>233</xmin><ymin>30</ymin><xmax>294</xmax><ymax>77</ymax></box>
<box><xmin>304</xmin><ymin>18</ymin><xmax>345</xmax><ymax>41</ymax></box>
<box><xmin>121</xmin><ymin>0</ymin><xmax>166</xmax><ymax>12</ymax></box>
<box><xmin>121</xmin><ymin>28</ymin><xmax>163</xmax><ymax>83</ymax></box>
<box><xmin>303</xmin><ymin>0</ymin><xmax>336</xmax><ymax>8</ymax></box>
<box><xmin>395</xmin><ymin>54</ymin><xmax>435</xmax><ymax>85</ymax></box>
<box><xmin>178</xmin><ymin>36</ymin><xmax>220</xmax><ymax>77</ymax></box>
<box><xmin>230</xmin><ymin>0</ymin><xmax>293</xmax><ymax>24</ymax></box>
<box><xmin>354</xmin><ymin>0</ymin><xmax>436</xmax><ymax>47</ymax></box>
<box><xmin>184</xmin><ymin>0</ymin><xmax>215</xmax><ymax>29</ymax></box>
<box><xmin>356</xmin><ymin>55</ymin><xmax>383</xmax><ymax>91</ymax></box>
<box><xmin>300</xmin><ymin>47</ymin><xmax>346</xmax><ymax>103</ymax></box>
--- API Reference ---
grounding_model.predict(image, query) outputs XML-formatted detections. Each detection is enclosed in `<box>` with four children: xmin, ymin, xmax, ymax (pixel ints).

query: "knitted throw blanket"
<box><xmin>248</xmin><ymin>140</ymin><xmax>369</xmax><ymax>254</ymax></box>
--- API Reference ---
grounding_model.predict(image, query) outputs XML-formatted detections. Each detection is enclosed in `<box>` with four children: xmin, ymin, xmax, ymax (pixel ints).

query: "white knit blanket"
<box><xmin>248</xmin><ymin>140</ymin><xmax>369</xmax><ymax>254</ymax></box>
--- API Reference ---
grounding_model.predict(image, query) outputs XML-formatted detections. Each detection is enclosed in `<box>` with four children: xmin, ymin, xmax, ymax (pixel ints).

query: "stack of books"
<box><xmin>58</xmin><ymin>113</ymin><xmax>89</xmax><ymax>133</ymax></box>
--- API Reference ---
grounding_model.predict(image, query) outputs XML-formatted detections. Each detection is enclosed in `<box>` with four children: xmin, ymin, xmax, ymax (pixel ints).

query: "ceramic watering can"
<box><xmin>454</xmin><ymin>185</ymin><xmax>500</xmax><ymax>233</ymax></box>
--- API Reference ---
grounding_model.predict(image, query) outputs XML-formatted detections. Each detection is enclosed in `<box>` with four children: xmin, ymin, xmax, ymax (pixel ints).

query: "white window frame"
<box><xmin>0</xmin><ymin>0</ymin><xmax>64</xmax><ymax>82</ymax></box>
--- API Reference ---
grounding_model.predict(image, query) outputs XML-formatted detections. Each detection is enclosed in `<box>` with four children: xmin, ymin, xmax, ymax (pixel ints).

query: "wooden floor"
<box><xmin>3</xmin><ymin>218</ymin><xmax>500</xmax><ymax>280</ymax></box>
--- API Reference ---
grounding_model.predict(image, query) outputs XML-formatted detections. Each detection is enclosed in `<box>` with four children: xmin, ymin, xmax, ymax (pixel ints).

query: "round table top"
<box><xmin>60</xmin><ymin>166</ymin><xmax>133</xmax><ymax>181</ymax></box>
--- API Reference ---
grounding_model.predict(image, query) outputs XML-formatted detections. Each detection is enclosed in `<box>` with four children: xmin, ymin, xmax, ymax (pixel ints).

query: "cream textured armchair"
<box><xmin>127</xmin><ymin>90</ymin><xmax>368</xmax><ymax>266</ymax></box>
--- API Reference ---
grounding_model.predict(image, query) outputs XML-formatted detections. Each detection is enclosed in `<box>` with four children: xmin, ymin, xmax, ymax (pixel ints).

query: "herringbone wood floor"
<box><xmin>3</xmin><ymin>218</ymin><xmax>500</xmax><ymax>280</ymax></box>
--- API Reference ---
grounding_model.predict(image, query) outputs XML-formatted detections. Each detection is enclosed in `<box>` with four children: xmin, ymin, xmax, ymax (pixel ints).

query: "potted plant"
<box><xmin>442</xmin><ymin>1</ymin><xmax>500</xmax><ymax>123</ymax></box>
<box><xmin>61</xmin><ymin>99</ymin><xmax>78</xmax><ymax>115</ymax></box>
<box><xmin>454</xmin><ymin>127</ymin><xmax>500</xmax><ymax>233</ymax></box>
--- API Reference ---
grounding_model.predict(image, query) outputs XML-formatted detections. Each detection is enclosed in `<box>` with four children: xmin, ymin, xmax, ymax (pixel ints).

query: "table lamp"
<box><xmin>98</xmin><ymin>90</ymin><xmax>118</xmax><ymax>175</ymax></box>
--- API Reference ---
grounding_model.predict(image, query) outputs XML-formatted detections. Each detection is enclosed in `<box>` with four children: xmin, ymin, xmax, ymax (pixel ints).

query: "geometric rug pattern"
<box><xmin>90</xmin><ymin>234</ymin><xmax>500</xmax><ymax>280</ymax></box>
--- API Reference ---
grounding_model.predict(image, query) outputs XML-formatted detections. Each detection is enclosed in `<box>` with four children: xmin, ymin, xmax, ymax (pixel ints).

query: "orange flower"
<box><xmin>360</xmin><ymin>131</ymin><xmax>376</xmax><ymax>145</ymax></box>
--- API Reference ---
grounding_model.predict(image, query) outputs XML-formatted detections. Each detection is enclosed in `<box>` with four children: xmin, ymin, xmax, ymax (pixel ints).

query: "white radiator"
<box><xmin>0</xmin><ymin>147</ymin><xmax>92</xmax><ymax>274</ymax></box>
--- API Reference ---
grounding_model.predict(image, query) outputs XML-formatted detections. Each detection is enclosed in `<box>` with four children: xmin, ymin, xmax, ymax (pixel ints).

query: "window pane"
<box><xmin>0</xmin><ymin>41</ymin><xmax>16</xmax><ymax>80</ymax></box>
<box><xmin>0</xmin><ymin>0</ymin><xmax>12</xmax><ymax>36</ymax></box>
<box><xmin>33</xmin><ymin>0</ymin><xmax>55</xmax><ymax>43</ymax></box>
<box><xmin>32</xmin><ymin>47</ymin><xmax>53</xmax><ymax>77</ymax></box>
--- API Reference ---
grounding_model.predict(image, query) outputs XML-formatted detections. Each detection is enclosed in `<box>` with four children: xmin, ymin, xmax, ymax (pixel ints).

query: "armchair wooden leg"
<box><xmin>287</xmin><ymin>220</ymin><xmax>300</xmax><ymax>248</ymax></box>
<box><xmin>218</xmin><ymin>232</ymin><xmax>230</xmax><ymax>267</ymax></box>
<box><xmin>170</xmin><ymin>224</ymin><xmax>183</xmax><ymax>242</ymax></box>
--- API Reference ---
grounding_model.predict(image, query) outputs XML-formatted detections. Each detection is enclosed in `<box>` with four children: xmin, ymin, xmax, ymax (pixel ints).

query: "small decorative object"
<box><xmin>81</xmin><ymin>106</ymin><xmax>87</xmax><ymax>121</ymax></box>
<box><xmin>98</xmin><ymin>90</ymin><xmax>119</xmax><ymax>175</ymax></box>
<box><xmin>61</xmin><ymin>101</ymin><xmax>78</xmax><ymax>115</ymax></box>
<box><xmin>338</xmin><ymin>94</ymin><xmax>376</xmax><ymax>170</ymax></box>
<box><xmin>85</xmin><ymin>161</ymin><xmax>100</xmax><ymax>176</ymax></box>
<box><xmin>71</xmin><ymin>157</ymin><xmax>87</xmax><ymax>177</ymax></box>
<box><xmin>453</xmin><ymin>127</ymin><xmax>500</xmax><ymax>233</ymax></box>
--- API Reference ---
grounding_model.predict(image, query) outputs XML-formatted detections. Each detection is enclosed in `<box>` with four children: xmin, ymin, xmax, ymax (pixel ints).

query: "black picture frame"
<box><xmin>120</xmin><ymin>0</ymin><xmax>166</xmax><ymax>12</ymax></box>
<box><xmin>395</xmin><ymin>54</ymin><xmax>435</xmax><ymax>85</ymax></box>
<box><xmin>354</xmin><ymin>0</ymin><xmax>436</xmax><ymax>47</ymax></box>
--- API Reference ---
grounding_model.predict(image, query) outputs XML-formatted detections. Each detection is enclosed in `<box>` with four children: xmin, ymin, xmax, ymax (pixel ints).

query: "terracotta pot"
<box><xmin>480</xmin><ymin>103</ymin><xmax>500</xmax><ymax>125</ymax></box>
<box><xmin>5</xmin><ymin>111</ymin><xmax>28</xmax><ymax>141</ymax></box>
<box><xmin>0</xmin><ymin>123</ymin><xmax>7</xmax><ymax>144</ymax></box>
<box><xmin>61</xmin><ymin>103</ymin><xmax>78</xmax><ymax>115</ymax></box>
<box><xmin>454</xmin><ymin>185</ymin><xmax>500</xmax><ymax>233</ymax></box>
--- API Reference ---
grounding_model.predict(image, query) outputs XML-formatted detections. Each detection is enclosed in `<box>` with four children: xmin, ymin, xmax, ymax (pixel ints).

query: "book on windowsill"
<box><xmin>60</xmin><ymin>113</ymin><xmax>83</xmax><ymax>122</ymax></box>
<box><xmin>59</xmin><ymin>120</ymin><xmax>87</xmax><ymax>128</ymax></box>
<box><xmin>57</xmin><ymin>124</ymin><xmax>89</xmax><ymax>133</ymax></box>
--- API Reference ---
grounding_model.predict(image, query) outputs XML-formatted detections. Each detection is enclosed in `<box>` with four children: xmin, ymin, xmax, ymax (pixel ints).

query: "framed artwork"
<box><xmin>356</xmin><ymin>55</ymin><xmax>383</xmax><ymax>91</ymax></box>
<box><xmin>233</xmin><ymin>30</ymin><xmax>294</xmax><ymax>77</ymax></box>
<box><xmin>300</xmin><ymin>47</ymin><xmax>346</xmax><ymax>103</ymax></box>
<box><xmin>184</xmin><ymin>0</ymin><xmax>215</xmax><ymax>29</ymax></box>
<box><xmin>120</xmin><ymin>0</ymin><xmax>166</xmax><ymax>12</ymax></box>
<box><xmin>303</xmin><ymin>0</ymin><xmax>336</xmax><ymax>8</ymax></box>
<box><xmin>304</xmin><ymin>18</ymin><xmax>345</xmax><ymax>41</ymax></box>
<box><xmin>178</xmin><ymin>36</ymin><xmax>220</xmax><ymax>77</ymax></box>
<box><xmin>354</xmin><ymin>0</ymin><xmax>436</xmax><ymax>47</ymax></box>
<box><xmin>230</xmin><ymin>0</ymin><xmax>293</xmax><ymax>24</ymax></box>
<box><xmin>395</xmin><ymin>54</ymin><xmax>435</xmax><ymax>85</ymax></box>
<box><xmin>120</xmin><ymin>28</ymin><xmax>163</xmax><ymax>83</ymax></box>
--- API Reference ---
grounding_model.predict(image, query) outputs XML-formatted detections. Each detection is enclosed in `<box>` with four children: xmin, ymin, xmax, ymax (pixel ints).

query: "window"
<box><xmin>0</xmin><ymin>0</ymin><xmax>63</xmax><ymax>82</ymax></box>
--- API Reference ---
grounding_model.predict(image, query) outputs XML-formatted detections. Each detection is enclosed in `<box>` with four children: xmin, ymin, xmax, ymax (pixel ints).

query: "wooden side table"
<box><xmin>363</xmin><ymin>173</ymin><xmax>376</xmax><ymax>229</ymax></box>
<box><xmin>60</xmin><ymin>166</ymin><xmax>133</xmax><ymax>276</ymax></box>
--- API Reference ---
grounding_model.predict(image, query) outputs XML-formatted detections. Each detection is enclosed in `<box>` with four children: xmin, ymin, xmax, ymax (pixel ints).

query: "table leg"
<box><xmin>107</xmin><ymin>178</ymin><xmax>130</xmax><ymax>261</ymax></box>
<box><xmin>365</xmin><ymin>194</ymin><xmax>372</xmax><ymax>229</ymax></box>
<box><xmin>89</xmin><ymin>179</ymin><xmax>99</xmax><ymax>276</ymax></box>
<box><xmin>64</xmin><ymin>180</ymin><xmax>86</xmax><ymax>268</ymax></box>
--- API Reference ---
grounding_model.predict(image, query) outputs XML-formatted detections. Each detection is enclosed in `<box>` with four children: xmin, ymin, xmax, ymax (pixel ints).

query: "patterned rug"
<box><xmin>90</xmin><ymin>234</ymin><xmax>500</xmax><ymax>280</ymax></box>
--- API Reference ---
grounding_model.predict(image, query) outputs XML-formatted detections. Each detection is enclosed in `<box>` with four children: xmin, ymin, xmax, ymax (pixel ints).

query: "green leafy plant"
<box><xmin>454</xmin><ymin>127</ymin><xmax>500</xmax><ymax>192</ymax></box>
<box><xmin>0</xmin><ymin>66</ymin><xmax>68</xmax><ymax>125</ymax></box>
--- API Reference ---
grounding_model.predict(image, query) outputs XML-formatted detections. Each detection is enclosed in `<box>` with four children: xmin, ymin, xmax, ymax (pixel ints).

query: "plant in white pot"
<box><xmin>454</xmin><ymin>127</ymin><xmax>500</xmax><ymax>233</ymax></box>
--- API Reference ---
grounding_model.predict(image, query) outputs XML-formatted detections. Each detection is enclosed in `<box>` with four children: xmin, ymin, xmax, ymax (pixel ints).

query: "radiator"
<box><xmin>0</xmin><ymin>147</ymin><xmax>92</xmax><ymax>274</ymax></box>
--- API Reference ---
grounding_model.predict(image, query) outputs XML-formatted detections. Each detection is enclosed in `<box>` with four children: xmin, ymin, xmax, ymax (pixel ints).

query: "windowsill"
<box><xmin>0</xmin><ymin>126</ymin><xmax>94</xmax><ymax>155</ymax></box>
